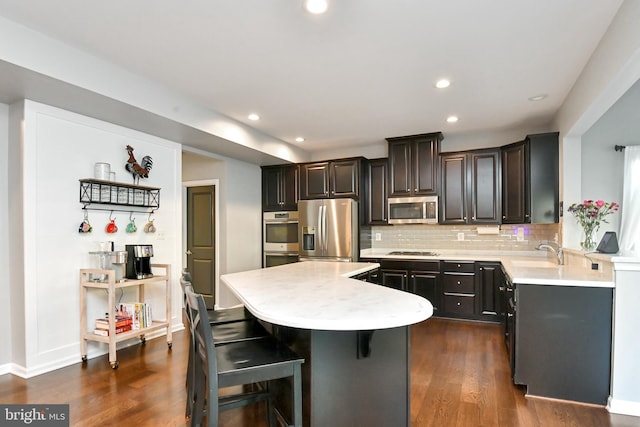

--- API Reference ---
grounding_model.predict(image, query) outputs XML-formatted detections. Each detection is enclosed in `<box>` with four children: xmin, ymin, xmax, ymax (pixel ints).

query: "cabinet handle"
<box><xmin>457</xmin><ymin>264</ymin><xmax>461</xmax><ymax>268</ymax></box>
<box><xmin>457</xmin><ymin>281</ymin><xmax>461</xmax><ymax>285</ymax></box>
<box><xmin>472</xmin><ymin>216</ymin><xmax>476</xmax><ymax>220</ymax></box>
<box><xmin>499</xmin><ymin>287</ymin><xmax>505</xmax><ymax>291</ymax></box>
<box><xmin>479</xmin><ymin>267</ymin><xmax>483</xmax><ymax>271</ymax></box>
<box><xmin>457</xmin><ymin>302</ymin><xmax>461</xmax><ymax>306</ymax></box>
<box><xmin>502</xmin><ymin>215</ymin><xmax>506</xmax><ymax>219</ymax></box>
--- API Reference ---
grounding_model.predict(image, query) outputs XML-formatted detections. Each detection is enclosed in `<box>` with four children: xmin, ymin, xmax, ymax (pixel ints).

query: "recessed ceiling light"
<box><xmin>305</xmin><ymin>0</ymin><xmax>328</xmax><ymax>14</ymax></box>
<box><xmin>528</xmin><ymin>94</ymin><xmax>547</xmax><ymax>102</ymax></box>
<box><xmin>295</xmin><ymin>137</ymin><xmax>305</xmax><ymax>143</ymax></box>
<box><xmin>248</xmin><ymin>113</ymin><xmax>260</xmax><ymax>121</ymax></box>
<box><xmin>446</xmin><ymin>116</ymin><xmax>459</xmax><ymax>123</ymax></box>
<box><xmin>435</xmin><ymin>79</ymin><xmax>451</xmax><ymax>89</ymax></box>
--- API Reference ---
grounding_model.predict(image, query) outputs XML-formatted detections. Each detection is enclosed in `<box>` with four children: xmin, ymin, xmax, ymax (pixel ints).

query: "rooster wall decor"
<box><xmin>125</xmin><ymin>145</ymin><xmax>153</xmax><ymax>185</ymax></box>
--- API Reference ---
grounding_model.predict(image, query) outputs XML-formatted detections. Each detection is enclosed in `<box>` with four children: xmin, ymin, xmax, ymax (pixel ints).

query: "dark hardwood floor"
<box><xmin>1</xmin><ymin>318</ymin><xmax>638</xmax><ymax>426</ymax></box>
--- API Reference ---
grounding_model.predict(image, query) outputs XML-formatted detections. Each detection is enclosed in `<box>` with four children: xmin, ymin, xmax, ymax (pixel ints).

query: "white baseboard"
<box><xmin>607</xmin><ymin>396</ymin><xmax>640</xmax><ymax>417</ymax></box>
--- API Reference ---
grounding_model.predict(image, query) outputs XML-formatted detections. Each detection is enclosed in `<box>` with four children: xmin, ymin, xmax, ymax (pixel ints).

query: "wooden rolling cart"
<box><xmin>79</xmin><ymin>264</ymin><xmax>172</xmax><ymax>369</ymax></box>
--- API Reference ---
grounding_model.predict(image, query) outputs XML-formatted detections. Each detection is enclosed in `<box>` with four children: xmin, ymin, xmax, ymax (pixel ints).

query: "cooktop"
<box><xmin>387</xmin><ymin>251</ymin><xmax>440</xmax><ymax>257</ymax></box>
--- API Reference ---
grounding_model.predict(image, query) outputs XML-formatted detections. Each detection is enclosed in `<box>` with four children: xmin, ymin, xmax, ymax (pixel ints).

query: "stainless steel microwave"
<box><xmin>388</xmin><ymin>196</ymin><xmax>438</xmax><ymax>224</ymax></box>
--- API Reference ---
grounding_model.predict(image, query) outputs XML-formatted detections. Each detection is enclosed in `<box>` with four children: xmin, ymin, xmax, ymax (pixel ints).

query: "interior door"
<box><xmin>187</xmin><ymin>185</ymin><xmax>216</xmax><ymax>309</ymax></box>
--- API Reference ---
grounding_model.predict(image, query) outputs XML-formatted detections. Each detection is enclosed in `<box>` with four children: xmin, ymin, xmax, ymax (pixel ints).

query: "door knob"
<box><xmin>186</xmin><ymin>250</ymin><xmax>193</xmax><ymax>255</ymax></box>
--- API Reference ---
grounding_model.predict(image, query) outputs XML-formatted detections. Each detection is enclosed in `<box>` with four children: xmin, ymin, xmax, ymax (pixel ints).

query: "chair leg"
<box><xmin>185</xmin><ymin>340</ymin><xmax>194</xmax><ymax>418</ymax></box>
<box><xmin>264</xmin><ymin>381</ymin><xmax>277</xmax><ymax>427</ymax></box>
<box><xmin>292</xmin><ymin>365</ymin><xmax>303</xmax><ymax>427</ymax></box>
<box><xmin>191</xmin><ymin>370</ymin><xmax>206</xmax><ymax>427</ymax></box>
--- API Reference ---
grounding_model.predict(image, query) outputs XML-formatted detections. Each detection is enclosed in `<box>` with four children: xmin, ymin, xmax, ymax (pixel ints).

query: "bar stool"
<box><xmin>179</xmin><ymin>274</ymin><xmax>268</xmax><ymax>418</ymax></box>
<box><xmin>185</xmin><ymin>286</ymin><xmax>304</xmax><ymax>427</ymax></box>
<box><xmin>182</xmin><ymin>271</ymin><xmax>254</xmax><ymax>325</ymax></box>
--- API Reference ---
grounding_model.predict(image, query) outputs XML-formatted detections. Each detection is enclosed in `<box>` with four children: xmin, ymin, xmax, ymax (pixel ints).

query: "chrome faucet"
<box><xmin>536</xmin><ymin>241</ymin><xmax>564</xmax><ymax>265</ymax></box>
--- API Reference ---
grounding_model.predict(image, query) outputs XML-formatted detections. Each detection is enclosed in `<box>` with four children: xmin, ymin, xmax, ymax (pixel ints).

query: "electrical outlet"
<box><xmin>457</xmin><ymin>232</ymin><xmax>464</xmax><ymax>241</ymax></box>
<box><xmin>375</xmin><ymin>232</ymin><xmax>382</xmax><ymax>241</ymax></box>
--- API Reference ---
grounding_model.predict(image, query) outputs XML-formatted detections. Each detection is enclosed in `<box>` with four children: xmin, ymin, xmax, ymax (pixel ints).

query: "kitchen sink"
<box><xmin>387</xmin><ymin>251</ymin><xmax>440</xmax><ymax>256</ymax></box>
<box><xmin>508</xmin><ymin>259</ymin><xmax>558</xmax><ymax>269</ymax></box>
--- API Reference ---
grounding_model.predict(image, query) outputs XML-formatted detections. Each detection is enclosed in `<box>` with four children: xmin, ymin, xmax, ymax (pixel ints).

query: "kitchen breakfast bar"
<box><xmin>220</xmin><ymin>261</ymin><xmax>433</xmax><ymax>427</ymax></box>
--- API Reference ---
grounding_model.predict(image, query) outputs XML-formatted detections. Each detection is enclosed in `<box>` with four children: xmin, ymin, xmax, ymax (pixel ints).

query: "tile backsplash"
<box><xmin>363</xmin><ymin>223</ymin><xmax>560</xmax><ymax>252</ymax></box>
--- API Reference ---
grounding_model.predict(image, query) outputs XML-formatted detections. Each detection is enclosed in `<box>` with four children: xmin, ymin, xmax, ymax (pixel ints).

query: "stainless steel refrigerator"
<box><xmin>298</xmin><ymin>198</ymin><xmax>359</xmax><ymax>262</ymax></box>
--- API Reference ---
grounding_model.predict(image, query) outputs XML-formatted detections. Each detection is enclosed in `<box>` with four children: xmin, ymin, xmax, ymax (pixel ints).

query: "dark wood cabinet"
<box><xmin>373</xmin><ymin>258</ymin><xmax>503</xmax><ymax>322</ymax></box>
<box><xmin>440</xmin><ymin>152</ymin><xmax>467</xmax><ymax>224</ymax></box>
<box><xmin>501</xmin><ymin>141</ymin><xmax>528</xmax><ymax>223</ymax></box>
<box><xmin>441</xmin><ymin>261</ymin><xmax>477</xmax><ymax>317</ymax></box>
<box><xmin>501</xmin><ymin>132</ymin><xmax>559</xmax><ymax>223</ymax></box>
<box><xmin>379</xmin><ymin>260</ymin><xmax>441</xmax><ymax>313</ymax></box>
<box><xmin>261</xmin><ymin>164</ymin><xmax>298</xmax><ymax>211</ymax></box>
<box><xmin>440</xmin><ymin>149</ymin><xmax>501</xmax><ymax>224</ymax></box>
<box><xmin>299</xmin><ymin>158</ymin><xmax>362</xmax><ymax>200</ymax></box>
<box><xmin>409</xmin><ymin>270</ymin><xmax>441</xmax><ymax>314</ymax></box>
<box><xmin>381</xmin><ymin>269</ymin><xmax>408</xmax><ymax>291</ymax></box>
<box><xmin>476</xmin><ymin>262</ymin><xmax>504</xmax><ymax>322</ymax></box>
<box><xmin>366</xmin><ymin>158</ymin><xmax>388</xmax><ymax>224</ymax></box>
<box><xmin>387</xmin><ymin>132</ymin><xmax>442</xmax><ymax>197</ymax></box>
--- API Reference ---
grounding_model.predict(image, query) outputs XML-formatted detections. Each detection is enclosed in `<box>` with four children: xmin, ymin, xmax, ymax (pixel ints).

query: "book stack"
<box><xmin>93</xmin><ymin>315</ymin><xmax>133</xmax><ymax>336</ymax></box>
<box><xmin>117</xmin><ymin>302</ymin><xmax>153</xmax><ymax>330</ymax></box>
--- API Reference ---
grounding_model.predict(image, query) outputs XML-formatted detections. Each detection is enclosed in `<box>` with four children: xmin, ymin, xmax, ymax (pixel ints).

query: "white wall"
<box><xmin>0</xmin><ymin>103</ymin><xmax>10</xmax><ymax>371</ymax></box>
<box><xmin>8</xmin><ymin>100</ymin><xmax>183</xmax><ymax>377</ymax></box>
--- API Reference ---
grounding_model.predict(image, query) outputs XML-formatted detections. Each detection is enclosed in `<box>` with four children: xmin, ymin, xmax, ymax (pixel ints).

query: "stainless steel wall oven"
<box><xmin>263</xmin><ymin>211</ymin><xmax>299</xmax><ymax>267</ymax></box>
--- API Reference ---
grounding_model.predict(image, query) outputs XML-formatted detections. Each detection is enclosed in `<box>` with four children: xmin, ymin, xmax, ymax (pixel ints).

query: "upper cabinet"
<box><xmin>440</xmin><ymin>149</ymin><xmax>501</xmax><ymax>225</ymax></box>
<box><xmin>261</xmin><ymin>164</ymin><xmax>298</xmax><ymax>211</ymax></box>
<box><xmin>387</xmin><ymin>132</ymin><xmax>443</xmax><ymax>197</ymax></box>
<box><xmin>365</xmin><ymin>158</ymin><xmax>389</xmax><ymax>225</ymax></box>
<box><xmin>501</xmin><ymin>132</ymin><xmax>559</xmax><ymax>223</ymax></box>
<box><xmin>299</xmin><ymin>158</ymin><xmax>362</xmax><ymax>200</ymax></box>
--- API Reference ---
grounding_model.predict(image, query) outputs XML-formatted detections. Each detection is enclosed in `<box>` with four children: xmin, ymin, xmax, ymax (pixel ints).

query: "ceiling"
<box><xmin>0</xmin><ymin>1</ymin><xmax>624</xmax><ymax>156</ymax></box>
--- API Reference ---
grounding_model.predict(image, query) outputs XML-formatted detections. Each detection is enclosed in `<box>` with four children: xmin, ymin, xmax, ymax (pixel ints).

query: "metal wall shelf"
<box><xmin>79</xmin><ymin>179</ymin><xmax>160</xmax><ymax>212</ymax></box>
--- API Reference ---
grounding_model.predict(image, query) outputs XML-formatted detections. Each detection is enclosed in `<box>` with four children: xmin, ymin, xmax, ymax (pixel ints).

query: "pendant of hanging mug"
<box><xmin>126</xmin><ymin>213</ymin><xmax>137</xmax><ymax>233</ymax></box>
<box><xmin>144</xmin><ymin>212</ymin><xmax>156</xmax><ymax>233</ymax></box>
<box><xmin>79</xmin><ymin>210</ymin><xmax>93</xmax><ymax>233</ymax></box>
<box><xmin>106</xmin><ymin>212</ymin><xmax>118</xmax><ymax>233</ymax></box>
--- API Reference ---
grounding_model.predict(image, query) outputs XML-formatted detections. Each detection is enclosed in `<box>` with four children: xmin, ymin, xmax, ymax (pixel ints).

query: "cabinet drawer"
<box><xmin>443</xmin><ymin>274</ymin><xmax>475</xmax><ymax>294</ymax></box>
<box><xmin>442</xmin><ymin>261</ymin><xmax>475</xmax><ymax>273</ymax></box>
<box><xmin>443</xmin><ymin>294</ymin><xmax>475</xmax><ymax>315</ymax></box>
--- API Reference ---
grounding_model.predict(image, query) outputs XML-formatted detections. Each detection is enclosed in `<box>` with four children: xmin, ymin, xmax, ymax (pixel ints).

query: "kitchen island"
<box><xmin>221</xmin><ymin>261</ymin><xmax>433</xmax><ymax>427</ymax></box>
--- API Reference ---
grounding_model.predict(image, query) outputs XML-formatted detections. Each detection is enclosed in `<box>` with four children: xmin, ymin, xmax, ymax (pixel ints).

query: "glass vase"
<box><xmin>580</xmin><ymin>227</ymin><xmax>597</xmax><ymax>252</ymax></box>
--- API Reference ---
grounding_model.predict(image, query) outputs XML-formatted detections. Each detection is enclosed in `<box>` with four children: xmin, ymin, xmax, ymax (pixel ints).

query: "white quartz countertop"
<box><xmin>361</xmin><ymin>248</ymin><xmax>614</xmax><ymax>288</ymax></box>
<box><xmin>220</xmin><ymin>261</ymin><xmax>434</xmax><ymax>331</ymax></box>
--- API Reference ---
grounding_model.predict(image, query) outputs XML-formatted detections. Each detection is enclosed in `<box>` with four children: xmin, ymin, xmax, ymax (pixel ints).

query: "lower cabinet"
<box><xmin>477</xmin><ymin>262</ymin><xmax>504</xmax><ymax>322</ymax></box>
<box><xmin>441</xmin><ymin>261</ymin><xmax>476</xmax><ymax>317</ymax></box>
<box><xmin>363</xmin><ymin>258</ymin><xmax>503</xmax><ymax>323</ymax></box>
<box><xmin>378</xmin><ymin>260</ymin><xmax>441</xmax><ymax>314</ymax></box>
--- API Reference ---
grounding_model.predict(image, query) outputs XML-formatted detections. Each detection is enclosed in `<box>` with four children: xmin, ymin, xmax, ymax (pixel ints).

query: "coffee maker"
<box><xmin>125</xmin><ymin>244</ymin><xmax>154</xmax><ymax>279</ymax></box>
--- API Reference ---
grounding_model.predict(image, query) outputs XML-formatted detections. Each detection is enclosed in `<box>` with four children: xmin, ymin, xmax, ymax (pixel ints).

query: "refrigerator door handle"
<box><xmin>323</xmin><ymin>205</ymin><xmax>329</xmax><ymax>253</ymax></box>
<box><xmin>317</xmin><ymin>205</ymin><xmax>324</xmax><ymax>254</ymax></box>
